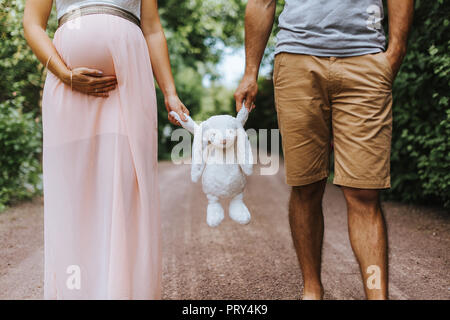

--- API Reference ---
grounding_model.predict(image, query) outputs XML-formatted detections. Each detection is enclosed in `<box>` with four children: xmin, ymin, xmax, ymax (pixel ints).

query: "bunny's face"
<box><xmin>168</xmin><ymin>106</ymin><xmax>252</xmax><ymax>183</ymax></box>
<box><xmin>202</xmin><ymin>115</ymin><xmax>240</xmax><ymax>149</ymax></box>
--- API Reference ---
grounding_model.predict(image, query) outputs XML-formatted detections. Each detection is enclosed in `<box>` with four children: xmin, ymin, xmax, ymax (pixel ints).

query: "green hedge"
<box><xmin>0</xmin><ymin>98</ymin><xmax>42</xmax><ymax>211</ymax></box>
<box><xmin>0</xmin><ymin>0</ymin><xmax>45</xmax><ymax>211</ymax></box>
<box><xmin>385</xmin><ymin>0</ymin><xmax>449</xmax><ymax>208</ymax></box>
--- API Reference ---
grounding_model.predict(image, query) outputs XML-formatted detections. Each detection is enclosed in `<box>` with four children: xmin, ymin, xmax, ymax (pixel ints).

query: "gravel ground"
<box><xmin>0</xmin><ymin>162</ymin><xmax>448</xmax><ymax>300</ymax></box>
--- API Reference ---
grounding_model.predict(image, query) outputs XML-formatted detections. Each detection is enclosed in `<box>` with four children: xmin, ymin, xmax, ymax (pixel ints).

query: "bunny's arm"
<box><xmin>237</xmin><ymin>127</ymin><xmax>253</xmax><ymax>176</ymax></box>
<box><xmin>191</xmin><ymin>124</ymin><xmax>208</xmax><ymax>183</ymax></box>
<box><xmin>236</xmin><ymin>103</ymin><xmax>249</xmax><ymax>126</ymax></box>
<box><xmin>169</xmin><ymin>111</ymin><xmax>199</xmax><ymax>134</ymax></box>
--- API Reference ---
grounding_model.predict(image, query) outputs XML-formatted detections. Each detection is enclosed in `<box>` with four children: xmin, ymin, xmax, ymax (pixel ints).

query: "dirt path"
<box><xmin>0</xmin><ymin>162</ymin><xmax>448</xmax><ymax>299</ymax></box>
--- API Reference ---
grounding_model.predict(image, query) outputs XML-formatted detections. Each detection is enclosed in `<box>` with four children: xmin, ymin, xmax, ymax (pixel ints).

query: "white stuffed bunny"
<box><xmin>170</xmin><ymin>106</ymin><xmax>253</xmax><ymax>227</ymax></box>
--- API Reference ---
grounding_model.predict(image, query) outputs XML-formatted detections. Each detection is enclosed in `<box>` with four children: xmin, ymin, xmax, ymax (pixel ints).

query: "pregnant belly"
<box><xmin>66</xmin><ymin>39</ymin><xmax>115</xmax><ymax>75</ymax></box>
<box><xmin>55</xmin><ymin>15</ymin><xmax>126</xmax><ymax>76</ymax></box>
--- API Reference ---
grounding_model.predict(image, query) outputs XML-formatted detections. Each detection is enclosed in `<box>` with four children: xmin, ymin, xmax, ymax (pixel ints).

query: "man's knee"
<box><xmin>291</xmin><ymin>179</ymin><xmax>327</xmax><ymax>204</ymax></box>
<box><xmin>342</xmin><ymin>187</ymin><xmax>380</xmax><ymax>209</ymax></box>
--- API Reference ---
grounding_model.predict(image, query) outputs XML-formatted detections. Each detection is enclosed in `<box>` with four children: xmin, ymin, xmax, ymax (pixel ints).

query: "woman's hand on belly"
<box><xmin>61</xmin><ymin>67</ymin><xmax>117</xmax><ymax>97</ymax></box>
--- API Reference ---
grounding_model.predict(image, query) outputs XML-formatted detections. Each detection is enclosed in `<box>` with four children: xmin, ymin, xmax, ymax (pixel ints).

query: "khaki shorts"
<box><xmin>273</xmin><ymin>52</ymin><xmax>393</xmax><ymax>189</ymax></box>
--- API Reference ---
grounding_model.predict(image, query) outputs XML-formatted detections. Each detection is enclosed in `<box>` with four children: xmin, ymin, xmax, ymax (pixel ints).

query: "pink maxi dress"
<box><xmin>41</xmin><ymin>12</ymin><xmax>161</xmax><ymax>299</ymax></box>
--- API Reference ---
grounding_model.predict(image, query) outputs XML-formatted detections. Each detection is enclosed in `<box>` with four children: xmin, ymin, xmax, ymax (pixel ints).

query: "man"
<box><xmin>235</xmin><ymin>0</ymin><xmax>413</xmax><ymax>299</ymax></box>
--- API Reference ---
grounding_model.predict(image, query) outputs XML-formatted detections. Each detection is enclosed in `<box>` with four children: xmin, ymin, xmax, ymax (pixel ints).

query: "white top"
<box><xmin>55</xmin><ymin>0</ymin><xmax>141</xmax><ymax>20</ymax></box>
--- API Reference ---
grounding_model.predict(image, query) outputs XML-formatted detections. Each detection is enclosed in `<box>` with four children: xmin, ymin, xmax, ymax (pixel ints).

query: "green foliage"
<box><xmin>0</xmin><ymin>0</ymin><xmax>46</xmax><ymax>211</ymax></box>
<box><xmin>1</xmin><ymin>0</ymin><xmax>44</xmax><ymax>116</ymax></box>
<box><xmin>385</xmin><ymin>0</ymin><xmax>450</xmax><ymax>208</ymax></box>
<box><xmin>159</xmin><ymin>0</ymin><xmax>244</xmax><ymax>70</ymax></box>
<box><xmin>199</xmin><ymin>84</ymin><xmax>234</xmax><ymax>119</ymax></box>
<box><xmin>0</xmin><ymin>98</ymin><xmax>42</xmax><ymax>211</ymax></box>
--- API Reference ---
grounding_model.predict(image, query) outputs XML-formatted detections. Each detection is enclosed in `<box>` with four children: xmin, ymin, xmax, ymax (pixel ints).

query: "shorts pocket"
<box><xmin>376</xmin><ymin>52</ymin><xmax>394</xmax><ymax>82</ymax></box>
<box><xmin>273</xmin><ymin>53</ymin><xmax>286</xmax><ymax>85</ymax></box>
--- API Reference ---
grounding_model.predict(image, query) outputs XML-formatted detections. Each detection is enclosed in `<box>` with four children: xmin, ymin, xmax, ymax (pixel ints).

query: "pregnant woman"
<box><xmin>23</xmin><ymin>0</ymin><xmax>188</xmax><ymax>299</ymax></box>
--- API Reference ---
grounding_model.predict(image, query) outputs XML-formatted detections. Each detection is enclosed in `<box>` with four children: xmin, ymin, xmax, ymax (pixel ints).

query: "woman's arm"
<box><xmin>23</xmin><ymin>0</ymin><xmax>70</xmax><ymax>82</ymax></box>
<box><xmin>140</xmin><ymin>0</ymin><xmax>189</xmax><ymax>125</ymax></box>
<box><xmin>23</xmin><ymin>0</ymin><xmax>118</xmax><ymax>97</ymax></box>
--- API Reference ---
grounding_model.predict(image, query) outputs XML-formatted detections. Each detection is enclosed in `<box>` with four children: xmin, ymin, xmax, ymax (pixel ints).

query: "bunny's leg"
<box><xmin>229</xmin><ymin>193</ymin><xmax>251</xmax><ymax>225</ymax></box>
<box><xmin>206</xmin><ymin>194</ymin><xmax>224</xmax><ymax>227</ymax></box>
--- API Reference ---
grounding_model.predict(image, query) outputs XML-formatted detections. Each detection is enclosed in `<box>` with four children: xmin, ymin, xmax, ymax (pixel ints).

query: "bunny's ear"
<box><xmin>236</xmin><ymin>102</ymin><xmax>249</xmax><ymax>126</ymax></box>
<box><xmin>191</xmin><ymin>124</ymin><xmax>208</xmax><ymax>183</ymax></box>
<box><xmin>237</xmin><ymin>127</ymin><xmax>253</xmax><ymax>176</ymax></box>
<box><xmin>169</xmin><ymin>111</ymin><xmax>199</xmax><ymax>134</ymax></box>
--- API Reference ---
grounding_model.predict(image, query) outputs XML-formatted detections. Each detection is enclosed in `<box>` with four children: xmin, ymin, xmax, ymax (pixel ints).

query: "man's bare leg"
<box><xmin>289</xmin><ymin>178</ymin><xmax>327</xmax><ymax>300</ymax></box>
<box><xmin>342</xmin><ymin>187</ymin><xmax>388</xmax><ymax>300</ymax></box>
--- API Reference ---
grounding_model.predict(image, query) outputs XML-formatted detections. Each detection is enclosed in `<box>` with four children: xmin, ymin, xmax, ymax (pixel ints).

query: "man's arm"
<box><xmin>234</xmin><ymin>0</ymin><xmax>276</xmax><ymax>112</ymax></box>
<box><xmin>385</xmin><ymin>0</ymin><xmax>414</xmax><ymax>77</ymax></box>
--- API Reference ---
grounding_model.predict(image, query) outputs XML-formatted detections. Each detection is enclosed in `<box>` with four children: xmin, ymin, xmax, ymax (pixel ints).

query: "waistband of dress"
<box><xmin>58</xmin><ymin>3</ymin><xmax>140</xmax><ymax>29</ymax></box>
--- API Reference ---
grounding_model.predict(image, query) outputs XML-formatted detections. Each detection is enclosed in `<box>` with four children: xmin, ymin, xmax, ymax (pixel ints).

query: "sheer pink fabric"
<box><xmin>41</xmin><ymin>14</ymin><xmax>161</xmax><ymax>299</ymax></box>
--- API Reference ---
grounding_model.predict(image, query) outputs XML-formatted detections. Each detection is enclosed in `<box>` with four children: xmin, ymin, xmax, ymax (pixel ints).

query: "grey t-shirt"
<box><xmin>275</xmin><ymin>0</ymin><xmax>386</xmax><ymax>57</ymax></box>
